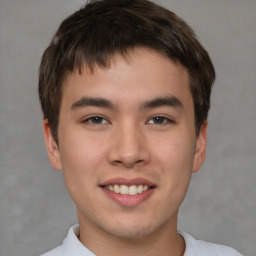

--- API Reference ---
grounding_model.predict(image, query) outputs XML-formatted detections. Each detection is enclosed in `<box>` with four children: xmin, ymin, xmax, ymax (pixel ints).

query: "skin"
<box><xmin>43</xmin><ymin>48</ymin><xmax>207</xmax><ymax>256</ymax></box>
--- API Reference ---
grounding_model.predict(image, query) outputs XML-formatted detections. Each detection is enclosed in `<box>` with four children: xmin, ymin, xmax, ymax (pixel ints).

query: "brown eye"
<box><xmin>147</xmin><ymin>116</ymin><xmax>172</xmax><ymax>125</ymax></box>
<box><xmin>90</xmin><ymin>116</ymin><xmax>104</xmax><ymax>124</ymax></box>
<box><xmin>152</xmin><ymin>116</ymin><xmax>165</xmax><ymax>124</ymax></box>
<box><xmin>83</xmin><ymin>116</ymin><xmax>109</xmax><ymax>124</ymax></box>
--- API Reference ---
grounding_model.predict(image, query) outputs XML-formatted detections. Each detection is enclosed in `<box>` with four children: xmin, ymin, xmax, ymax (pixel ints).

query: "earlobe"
<box><xmin>192</xmin><ymin>121</ymin><xmax>207</xmax><ymax>173</ymax></box>
<box><xmin>42</xmin><ymin>120</ymin><xmax>62</xmax><ymax>170</ymax></box>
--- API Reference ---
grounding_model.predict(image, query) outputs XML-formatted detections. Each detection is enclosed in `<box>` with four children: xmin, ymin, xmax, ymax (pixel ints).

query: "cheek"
<box><xmin>154</xmin><ymin>133</ymin><xmax>195</xmax><ymax>170</ymax></box>
<box><xmin>58</xmin><ymin>134</ymin><xmax>107</xmax><ymax>210</ymax></box>
<box><xmin>148</xmin><ymin>134</ymin><xmax>194</xmax><ymax>219</ymax></box>
<box><xmin>152</xmin><ymin>131</ymin><xmax>195</xmax><ymax>194</ymax></box>
<box><xmin>59</xmin><ymin>132</ymin><xmax>106</xmax><ymax>184</ymax></box>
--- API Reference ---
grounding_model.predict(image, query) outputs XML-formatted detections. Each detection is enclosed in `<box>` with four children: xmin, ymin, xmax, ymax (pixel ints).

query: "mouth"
<box><xmin>102</xmin><ymin>184</ymin><xmax>153</xmax><ymax>196</ymax></box>
<box><xmin>99</xmin><ymin>178</ymin><xmax>156</xmax><ymax>206</ymax></box>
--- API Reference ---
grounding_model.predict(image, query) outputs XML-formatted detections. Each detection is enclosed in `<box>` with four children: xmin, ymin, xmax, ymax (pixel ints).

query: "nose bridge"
<box><xmin>108</xmin><ymin>119</ymin><xmax>149</xmax><ymax>167</ymax></box>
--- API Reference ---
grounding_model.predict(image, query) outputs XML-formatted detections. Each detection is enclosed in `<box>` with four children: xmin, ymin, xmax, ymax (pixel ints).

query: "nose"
<box><xmin>107</xmin><ymin>122</ymin><xmax>150</xmax><ymax>168</ymax></box>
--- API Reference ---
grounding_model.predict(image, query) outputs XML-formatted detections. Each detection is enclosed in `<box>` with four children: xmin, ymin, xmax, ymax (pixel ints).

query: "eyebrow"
<box><xmin>71</xmin><ymin>97</ymin><xmax>115</xmax><ymax>110</ymax></box>
<box><xmin>140</xmin><ymin>96</ymin><xmax>183</xmax><ymax>110</ymax></box>
<box><xmin>71</xmin><ymin>95</ymin><xmax>183</xmax><ymax>111</ymax></box>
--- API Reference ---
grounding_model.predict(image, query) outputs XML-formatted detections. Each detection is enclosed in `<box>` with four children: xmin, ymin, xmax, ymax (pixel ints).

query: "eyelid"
<box><xmin>80</xmin><ymin>114</ymin><xmax>174</xmax><ymax>125</ymax></box>
<box><xmin>146</xmin><ymin>115</ymin><xmax>175</xmax><ymax>125</ymax></box>
<box><xmin>81</xmin><ymin>115</ymin><xmax>111</xmax><ymax>124</ymax></box>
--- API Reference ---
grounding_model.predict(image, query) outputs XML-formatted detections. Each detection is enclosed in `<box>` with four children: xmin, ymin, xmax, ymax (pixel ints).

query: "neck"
<box><xmin>78</xmin><ymin>212</ymin><xmax>185</xmax><ymax>256</ymax></box>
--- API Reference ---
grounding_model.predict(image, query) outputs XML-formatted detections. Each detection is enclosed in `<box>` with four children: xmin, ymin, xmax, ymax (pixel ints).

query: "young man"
<box><xmin>39</xmin><ymin>0</ymin><xmax>242</xmax><ymax>255</ymax></box>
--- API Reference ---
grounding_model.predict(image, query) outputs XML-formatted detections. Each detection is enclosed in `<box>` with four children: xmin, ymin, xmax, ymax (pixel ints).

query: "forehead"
<box><xmin>61</xmin><ymin>48</ymin><xmax>192</xmax><ymax>109</ymax></box>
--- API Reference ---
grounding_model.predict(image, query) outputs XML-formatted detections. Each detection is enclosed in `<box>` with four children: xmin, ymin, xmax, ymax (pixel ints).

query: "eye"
<box><xmin>147</xmin><ymin>116</ymin><xmax>173</xmax><ymax>125</ymax></box>
<box><xmin>82</xmin><ymin>116</ymin><xmax>109</xmax><ymax>124</ymax></box>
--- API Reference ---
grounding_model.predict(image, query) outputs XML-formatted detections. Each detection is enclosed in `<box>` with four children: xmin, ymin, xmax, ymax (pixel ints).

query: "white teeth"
<box><xmin>120</xmin><ymin>185</ymin><xmax>129</xmax><ymax>195</ymax></box>
<box><xmin>113</xmin><ymin>184</ymin><xmax>120</xmax><ymax>193</ymax></box>
<box><xmin>137</xmin><ymin>185</ymin><xmax>144</xmax><ymax>194</ymax></box>
<box><xmin>105</xmin><ymin>184</ymin><xmax>151</xmax><ymax>195</ymax></box>
<box><xmin>129</xmin><ymin>185</ymin><xmax>137</xmax><ymax>196</ymax></box>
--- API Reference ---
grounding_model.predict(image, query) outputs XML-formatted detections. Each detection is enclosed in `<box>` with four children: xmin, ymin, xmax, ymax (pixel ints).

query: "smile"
<box><xmin>100</xmin><ymin>178</ymin><xmax>156</xmax><ymax>206</ymax></box>
<box><xmin>104</xmin><ymin>184</ymin><xmax>151</xmax><ymax>195</ymax></box>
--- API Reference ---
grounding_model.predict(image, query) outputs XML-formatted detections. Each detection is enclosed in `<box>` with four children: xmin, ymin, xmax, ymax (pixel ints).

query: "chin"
<box><xmin>106</xmin><ymin>224</ymin><xmax>155</xmax><ymax>240</ymax></box>
<box><xmin>100</xmin><ymin>215</ymin><xmax>170</xmax><ymax>240</ymax></box>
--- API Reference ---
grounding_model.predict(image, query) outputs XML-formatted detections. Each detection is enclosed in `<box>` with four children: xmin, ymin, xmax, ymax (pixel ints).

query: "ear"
<box><xmin>192</xmin><ymin>121</ymin><xmax>207</xmax><ymax>173</ymax></box>
<box><xmin>42</xmin><ymin>120</ymin><xmax>62</xmax><ymax>170</ymax></box>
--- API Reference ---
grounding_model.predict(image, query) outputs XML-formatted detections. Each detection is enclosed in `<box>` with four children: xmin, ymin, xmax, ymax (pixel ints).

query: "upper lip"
<box><xmin>99</xmin><ymin>177</ymin><xmax>156</xmax><ymax>187</ymax></box>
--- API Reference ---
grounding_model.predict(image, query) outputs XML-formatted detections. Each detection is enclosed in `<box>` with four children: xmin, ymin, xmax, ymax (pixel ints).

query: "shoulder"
<box><xmin>40</xmin><ymin>246</ymin><xmax>62</xmax><ymax>256</ymax></box>
<box><xmin>40</xmin><ymin>225</ymin><xmax>96</xmax><ymax>256</ymax></box>
<box><xmin>180</xmin><ymin>231</ymin><xmax>243</xmax><ymax>256</ymax></box>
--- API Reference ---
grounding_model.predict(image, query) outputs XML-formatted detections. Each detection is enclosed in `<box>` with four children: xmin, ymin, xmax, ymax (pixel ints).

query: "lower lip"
<box><xmin>101</xmin><ymin>188</ymin><xmax>155</xmax><ymax>207</ymax></box>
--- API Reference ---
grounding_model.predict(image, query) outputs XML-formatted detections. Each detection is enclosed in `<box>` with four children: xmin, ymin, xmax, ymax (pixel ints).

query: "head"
<box><xmin>39</xmin><ymin>0</ymin><xmax>215</xmax><ymax>144</ymax></box>
<box><xmin>39</xmin><ymin>0</ymin><xmax>215</xmax><ymax>249</ymax></box>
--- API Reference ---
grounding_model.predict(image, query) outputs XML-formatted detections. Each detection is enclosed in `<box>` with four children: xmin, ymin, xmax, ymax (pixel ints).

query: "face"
<box><xmin>43</xmin><ymin>48</ymin><xmax>207</xmax><ymax>240</ymax></box>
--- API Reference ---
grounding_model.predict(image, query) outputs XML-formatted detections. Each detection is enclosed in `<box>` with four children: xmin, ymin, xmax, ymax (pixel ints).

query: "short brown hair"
<box><xmin>39</xmin><ymin>0</ymin><xmax>215</xmax><ymax>142</ymax></box>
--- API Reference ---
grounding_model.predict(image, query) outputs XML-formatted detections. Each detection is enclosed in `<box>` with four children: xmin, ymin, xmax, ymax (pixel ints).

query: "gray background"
<box><xmin>0</xmin><ymin>0</ymin><xmax>255</xmax><ymax>255</ymax></box>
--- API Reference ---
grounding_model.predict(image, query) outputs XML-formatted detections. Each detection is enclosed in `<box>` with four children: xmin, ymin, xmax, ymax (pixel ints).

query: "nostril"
<box><xmin>136</xmin><ymin>159</ymin><xmax>144</xmax><ymax>163</ymax></box>
<box><xmin>112</xmin><ymin>160</ymin><xmax>123</xmax><ymax>166</ymax></box>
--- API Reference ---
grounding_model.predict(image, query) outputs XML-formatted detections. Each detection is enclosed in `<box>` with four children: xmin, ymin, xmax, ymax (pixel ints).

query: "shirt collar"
<box><xmin>62</xmin><ymin>225</ymin><xmax>96</xmax><ymax>256</ymax></box>
<box><xmin>62</xmin><ymin>225</ymin><xmax>192</xmax><ymax>256</ymax></box>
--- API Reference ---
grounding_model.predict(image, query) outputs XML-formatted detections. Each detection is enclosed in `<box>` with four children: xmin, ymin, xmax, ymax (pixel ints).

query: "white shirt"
<box><xmin>41</xmin><ymin>225</ymin><xmax>243</xmax><ymax>256</ymax></box>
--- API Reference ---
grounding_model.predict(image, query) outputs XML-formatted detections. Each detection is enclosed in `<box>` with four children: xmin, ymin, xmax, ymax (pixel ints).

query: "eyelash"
<box><xmin>82</xmin><ymin>115</ymin><xmax>174</xmax><ymax>125</ymax></box>
<box><xmin>146</xmin><ymin>116</ymin><xmax>174</xmax><ymax>125</ymax></box>
<box><xmin>82</xmin><ymin>115</ymin><xmax>110</xmax><ymax>125</ymax></box>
